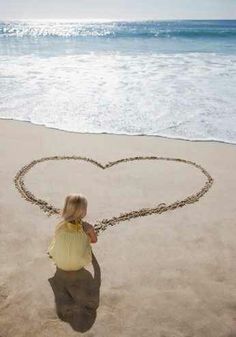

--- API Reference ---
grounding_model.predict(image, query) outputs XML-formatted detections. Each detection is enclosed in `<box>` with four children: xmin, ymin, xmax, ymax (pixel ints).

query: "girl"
<box><xmin>47</xmin><ymin>194</ymin><xmax>97</xmax><ymax>271</ymax></box>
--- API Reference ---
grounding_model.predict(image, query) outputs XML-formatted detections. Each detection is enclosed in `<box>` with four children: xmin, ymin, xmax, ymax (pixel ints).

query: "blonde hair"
<box><xmin>61</xmin><ymin>194</ymin><xmax>87</xmax><ymax>223</ymax></box>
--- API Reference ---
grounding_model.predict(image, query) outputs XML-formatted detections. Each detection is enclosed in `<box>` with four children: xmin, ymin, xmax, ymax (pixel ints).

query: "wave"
<box><xmin>1</xmin><ymin>20</ymin><xmax>236</xmax><ymax>39</ymax></box>
<box><xmin>1</xmin><ymin>52</ymin><xmax>236</xmax><ymax>144</ymax></box>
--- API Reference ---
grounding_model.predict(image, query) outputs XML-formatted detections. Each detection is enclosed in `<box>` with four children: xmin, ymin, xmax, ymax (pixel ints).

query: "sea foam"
<box><xmin>0</xmin><ymin>20</ymin><xmax>236</xmax><ymax>143</ymax></box>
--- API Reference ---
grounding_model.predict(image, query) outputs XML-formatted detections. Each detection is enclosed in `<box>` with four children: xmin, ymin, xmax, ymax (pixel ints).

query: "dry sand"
<box><xmin>0</xmin><ymin>119</ymin><xmax>236</xmax><ymax>337</ymax></box>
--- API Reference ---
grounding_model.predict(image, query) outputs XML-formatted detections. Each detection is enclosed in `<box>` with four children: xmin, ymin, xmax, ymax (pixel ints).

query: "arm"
<box><xmin>82</xmin><ymin>222</ymin><xmax>98</xmax><ymax>243</ymax></box>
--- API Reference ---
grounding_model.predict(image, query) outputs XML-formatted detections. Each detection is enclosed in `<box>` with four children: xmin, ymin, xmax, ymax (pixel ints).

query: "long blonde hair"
<box><xmin>61</xmin><ymin>194</ymin><xmax>87</xmax><ymax>223</ymax></box>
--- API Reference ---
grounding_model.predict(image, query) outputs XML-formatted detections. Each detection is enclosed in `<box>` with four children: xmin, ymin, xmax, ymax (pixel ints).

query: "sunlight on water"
<box><xmin>0</xmin><ymin>20</ymin><xmax>236</xmax><ymax>143</ymax></box>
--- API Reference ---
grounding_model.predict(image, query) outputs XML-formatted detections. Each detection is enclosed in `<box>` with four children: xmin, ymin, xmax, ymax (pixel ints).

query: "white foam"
<box><xmin>0</xmin><ymin>52</ymin><xmax>236</xmax><ymax>143</ymax></box>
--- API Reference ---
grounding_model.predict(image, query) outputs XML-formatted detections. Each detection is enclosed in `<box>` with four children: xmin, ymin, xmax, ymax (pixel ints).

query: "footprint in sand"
<box><xmin>0</xmin><ymin>284</ymin><xmax>8</xmax><ymax>301</ymax></box>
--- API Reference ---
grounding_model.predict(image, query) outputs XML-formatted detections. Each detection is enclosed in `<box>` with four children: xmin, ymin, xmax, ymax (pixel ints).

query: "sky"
<box><xmin>0</xmin><ymin>0</ymin><xmax>235</xmax><ymax>21</ymax></box>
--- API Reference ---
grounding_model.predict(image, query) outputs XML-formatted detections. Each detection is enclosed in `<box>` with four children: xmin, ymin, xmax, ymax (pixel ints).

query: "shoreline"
<box><xmin>1</xmin><ymin>116</ymin><xmax>235</xmax><ymax>146</ymax></box>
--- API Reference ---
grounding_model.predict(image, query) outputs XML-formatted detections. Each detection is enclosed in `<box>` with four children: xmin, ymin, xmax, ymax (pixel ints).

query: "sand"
<box><xmin>0</xmin><ymin>118</ymin><xmax>236</xmax><ymax>337</ymax></box>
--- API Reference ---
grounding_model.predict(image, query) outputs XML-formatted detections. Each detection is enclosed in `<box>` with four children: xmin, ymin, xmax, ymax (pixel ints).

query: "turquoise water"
<box><xmin>0</xmin><ymin>20</ymin><xmax>236</xmax><ymax>143</ymax></box>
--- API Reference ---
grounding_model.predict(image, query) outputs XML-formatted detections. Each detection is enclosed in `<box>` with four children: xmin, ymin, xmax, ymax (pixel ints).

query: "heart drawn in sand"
<box><xmin>14</xmin><ymin>155</ymin><xmax>214</xmax><ymax>234</ymax></box>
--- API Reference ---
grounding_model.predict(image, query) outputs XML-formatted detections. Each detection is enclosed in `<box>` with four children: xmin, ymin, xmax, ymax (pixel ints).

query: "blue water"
<box><xmin>0</xmin><ymin>20</ymin><xmax>236</xmax><ymax>143</ymax></box>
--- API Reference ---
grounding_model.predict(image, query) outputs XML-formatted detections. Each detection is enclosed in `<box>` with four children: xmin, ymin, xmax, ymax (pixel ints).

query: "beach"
<box><xmin>0</xmin><ymin>118</ymin><xmax>236</xmax><ymax>336</ymax></box>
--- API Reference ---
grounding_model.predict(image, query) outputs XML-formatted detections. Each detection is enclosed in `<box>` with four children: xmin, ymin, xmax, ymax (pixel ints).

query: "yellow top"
<box><xmin>47</xmin><ymin>220</ymin><xmax>92</xmax><ymax>271</ymax></box>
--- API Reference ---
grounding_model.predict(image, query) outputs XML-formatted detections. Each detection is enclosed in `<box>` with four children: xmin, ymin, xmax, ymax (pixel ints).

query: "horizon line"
<box><xmin>0</xmin><ymin>18</ymin><xmax>236</xmax><ymax>22</ymax></box>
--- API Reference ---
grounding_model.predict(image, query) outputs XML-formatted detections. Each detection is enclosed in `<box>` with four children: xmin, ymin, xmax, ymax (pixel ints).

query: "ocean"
<box><xmin>0</xmin><ymin>20</ymin><xmax>236</xmax><ymax>143</ymax></box>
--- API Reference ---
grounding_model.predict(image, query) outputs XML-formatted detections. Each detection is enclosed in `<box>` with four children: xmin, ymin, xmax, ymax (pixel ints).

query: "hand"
<box><xmin>83</xmin><ymin>222</ymin><xmax>98</xmax><ymax>243</ymax></box>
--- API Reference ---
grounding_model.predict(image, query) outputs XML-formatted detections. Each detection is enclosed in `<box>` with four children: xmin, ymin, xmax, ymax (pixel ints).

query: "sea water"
<box><xmin>0</xmin><ymin>20</ymin><xmax>236</xmax><ymax>143</ymax></box>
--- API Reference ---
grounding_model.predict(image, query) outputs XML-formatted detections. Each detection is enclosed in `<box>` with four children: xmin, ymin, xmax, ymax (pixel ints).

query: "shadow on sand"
<box><xmin>48</xmin><ymin>252</ymin><xmax>101</xmax><ymax>332</ymax></box>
